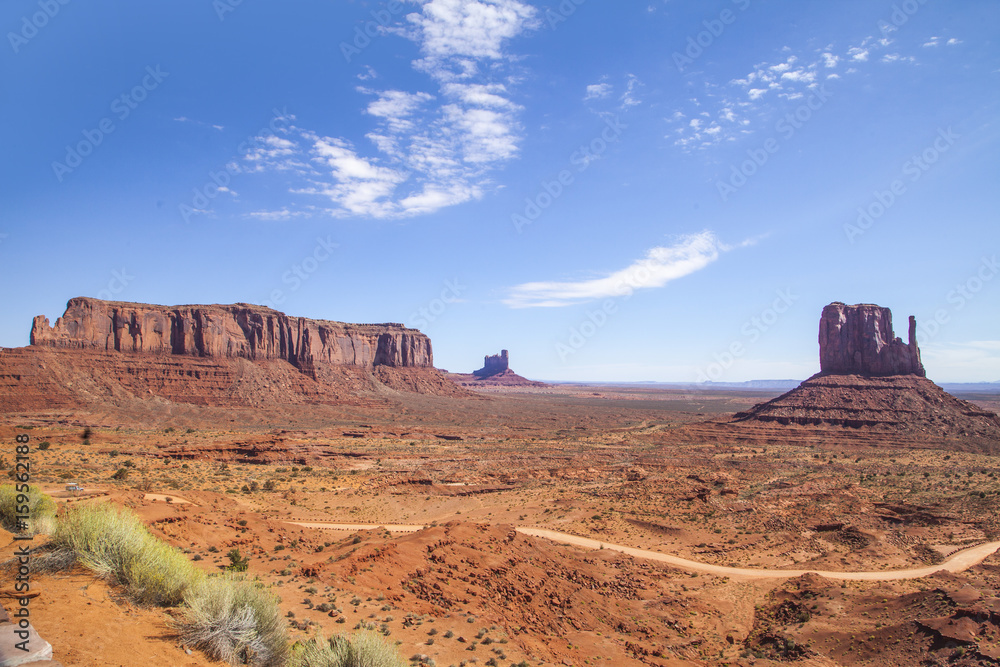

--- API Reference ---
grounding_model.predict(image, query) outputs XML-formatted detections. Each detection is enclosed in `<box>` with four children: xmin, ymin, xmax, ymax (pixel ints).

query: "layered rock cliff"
<box><xmin>0</xmin><ymin>297</ymin><xmax>468</xmax><ymax>413</ymax></box>
<box><xmin>30</xmin><ymin>297</ymin><xmax>433</xmax><ymax>371</ymax></box>
<box><xmin>819</xmin><ymin>302</ymin><xmax>924</xmax><ymax>377</ymax></box>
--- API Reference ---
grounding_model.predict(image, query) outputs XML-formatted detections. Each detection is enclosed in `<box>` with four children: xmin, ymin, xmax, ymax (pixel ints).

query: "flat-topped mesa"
<box><xmin>474</xmin><ymin>349</ymin><xmax>509</xmax><ymax>378</ymax></box>
<box><xmin>30</xmin><ymin>297</ymin><xmax>433</xmax><ymax>369</ymax></box>
<box><xmin>819</xmin><ymin>302</ymin><xmax>924</xmax><ymax>377</ymax></box>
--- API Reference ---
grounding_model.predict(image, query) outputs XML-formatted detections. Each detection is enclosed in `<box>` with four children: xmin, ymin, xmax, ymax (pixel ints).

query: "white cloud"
<box><xmin>620</xmin><ymin>73</ymin><xmax>642</xmax><ymax>109</ymax></box>
<box><xmin>947</xmin><ymin>38</ymin><xmax>963</xmax><ymax>46</ymax></box>
<box><xmin>781</xmin><ymin>69</ymin><xmax>816</xmax><ymax>83</ymax></box>
<box><xmin>671</xmin><ymin>36</ymin><xmax>915</xmax><ymax>150</ymax></box>
<box><xmin>923</xmin><ymin>36</ymin><xmax>941</xmax><ymax>47</ymax></box>
<box><xmin>585</xmin><ymin>82</ymin><xmax>612</xmax><ymax>100</ymax></box>
<box><xmin>401</xmin><ymin>0</ymin><xmax>539</xmax><ymax>81</ymax></box>
<box><xmin>247</xmin><ymin>208</ymin><xmax>310</xmax><ymax>221</ymax></box>
<box><xmin>231</xmin><ymin>0</ymin><xmax>538</xmax><ymax>220</ymax></box>
<box><xmin>503</xmin><ymin>231</ymin><xmax>737</xmax><ymax>308</ymax></box>
<box><xmin>174</xmin><ymin>116</ymin><xmax>225</xmax><ymax>131</ymax></box>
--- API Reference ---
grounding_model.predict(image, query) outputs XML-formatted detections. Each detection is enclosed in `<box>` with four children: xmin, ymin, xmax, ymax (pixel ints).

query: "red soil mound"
<box><xmin>729</xmin><ymin>374</ymin><xmax>1000</xmax><ymax>452</ymax></box>
<box><xmin>301</xmin><ymin>521</ymin><xmax>723</xmax><ymax>665</ymax></box>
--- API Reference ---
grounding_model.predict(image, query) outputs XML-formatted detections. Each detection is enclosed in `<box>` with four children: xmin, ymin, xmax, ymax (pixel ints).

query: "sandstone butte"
<box><xmin>819</xmin><ymin>301</ymin><xmax>925</xmax><ymax>377</ymax></box>
<box><xmin>727</xmin><ymin>302</ymin><xmax>1000</xmax><ymax>453</ymax></box>
<box><xmin>447</xmin><ymin>349</ymin><xmax>545</xmax><ymax>388</ymax></box>
<box><xmin>0</xmin><ymin>297</ymin><xmax>466</xmax><ymax>411</ymax></box>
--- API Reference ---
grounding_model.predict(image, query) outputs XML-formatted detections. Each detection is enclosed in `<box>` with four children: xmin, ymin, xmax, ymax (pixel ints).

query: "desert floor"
<box><xmin>3</xmin><ymin>384</ymin><xmax>1000</xmax><ymax>666</ymax></box>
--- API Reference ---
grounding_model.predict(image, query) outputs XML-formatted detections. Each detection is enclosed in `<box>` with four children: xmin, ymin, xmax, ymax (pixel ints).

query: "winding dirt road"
<box><xmin>287</xmin><ymin>521</ymin><xmax>1000</xmax><ymax>582</ymax></box>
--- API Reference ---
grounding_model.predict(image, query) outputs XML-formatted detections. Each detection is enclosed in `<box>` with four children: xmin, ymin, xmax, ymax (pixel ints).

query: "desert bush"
<box><xmin>175</xmin><ymin>573</ymin><xmax>288</xmax><ymax>667</ymax></box>
<box><xmin>46</xmin><ymin>503</ymin><xmax>200</xmax><ymax>605</ymax></box>
<box><xmin>290</xmin><ymin>631</ymin><xmax>406</xmax><ymax>667</ymax></box>
<box><xmin>0</xmin><ymin>484</ymin><xmax>56</xmax><ymax>536</ymax></box>
<box><xmin>227</xmin><ymin>548</ymin><xmax>250</xmax><ymax>572</ymax></box>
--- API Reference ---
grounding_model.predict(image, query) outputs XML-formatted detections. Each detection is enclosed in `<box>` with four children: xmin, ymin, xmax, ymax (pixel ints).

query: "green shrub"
<box><xmin>175</xmin><ymin>573</ymin><xmax>288</xmax><ymax>667</ymax></box>
<box><xmin>290</xmin><ymin>631</ymin><xmax>406</xmax><ymax>667</ymax></box>
<box><xmin>47</xmin><ymin>503</ymin><xmax>201</xmax><ymax>605</ymax></box>
<box><xmin>227</xmin><ymin>548</ymin><xmax>250</xmax><ymax>572</ymax></box>
<box><xmin>0</xmin><ymin>484</ymin><xmax>56</xmax><ymax>536</ymax></box>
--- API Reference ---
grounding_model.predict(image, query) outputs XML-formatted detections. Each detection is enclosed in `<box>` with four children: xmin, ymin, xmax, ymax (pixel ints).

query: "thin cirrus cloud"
<box><xmin>234</xmin><ymin>0</ymin><xmax>539</xmax><ymax>220</ymax></box>
<box><xmin>504</xmin><ymin>231</ymin><xmax>744</xmax><ymax>308</ymax></box>
<box><xmin>668</xmin><ymin>31</ymin><xmax>924</xmax><ymax>151</ymax></box>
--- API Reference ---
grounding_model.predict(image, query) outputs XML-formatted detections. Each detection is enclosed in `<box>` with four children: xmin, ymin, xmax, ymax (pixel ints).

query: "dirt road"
<box><xmin>287</xmin><ymin>521</ymin><xmax>1000</xmax><ymax>581</ymax></box>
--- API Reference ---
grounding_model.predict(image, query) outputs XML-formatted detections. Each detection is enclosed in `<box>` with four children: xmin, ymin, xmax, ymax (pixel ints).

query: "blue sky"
<box><xmin>1</xmin><ymin>0</ymin><xmax>998</xmax><ymax>382</ymax></box>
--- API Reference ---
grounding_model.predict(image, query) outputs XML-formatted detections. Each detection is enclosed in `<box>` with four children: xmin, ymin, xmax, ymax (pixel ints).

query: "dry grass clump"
<box><xmin>174</xmin><ymin>573</ymin><xmax>288</xmax><ymax>667</ymax></box>
<box><xmin>44</xmin><ymin>502</ymin><xmax>201</xmax><ymax>606</ymax></box>
<box><xmin>290</xmin><ymin>631</ymin><xmax>406</xmax><ymax>667</ymax></box>
<box><xmin>0</xmin><ymin>484</ymin><xmax>56</xmax><ymax>536</ymax></box>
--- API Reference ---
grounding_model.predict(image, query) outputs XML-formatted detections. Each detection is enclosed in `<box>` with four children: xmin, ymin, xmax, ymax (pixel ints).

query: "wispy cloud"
<box><xmin>668</xmin><ymin>33</ymin><xmax>918</xmax><ymax>151</ymax></box>
<box><xmin>848</xmin><ymin>46</ymin><xmax>869</xmax><ymax>62</ymax></box>
<box><xmin>234</xmin><ymin>0</ymin><xmax>539</xmax><ymax>220</ymax></box>
<box><xmin>620</xmin><ymin>73</ymin><xmax>643</xmax><ymax>109</ymax></box>
<box><xmin>504</xmin><ymin>231</ymin><xmax>744</xmax><ymax>308</ymax></box>
<box><xmin>174</xmin><ymin>116</ymin><xmax>224</xmax><ymax>131</ymax></box>
<box><xmin>585</xmin><ymin>82</ymin><xmax>612</xmax><ymax>100</ymax></box>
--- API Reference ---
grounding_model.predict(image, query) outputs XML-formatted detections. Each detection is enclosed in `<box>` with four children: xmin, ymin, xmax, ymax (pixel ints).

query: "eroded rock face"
<box><xmin>819</xmin><ymin>302</ymin><xmax>924</xmax><ymax>377</ymax></box>
<box><xmin>30</xmin><ymin>297</ymin><xmax>432</xmax><ymax>369</ymax></box>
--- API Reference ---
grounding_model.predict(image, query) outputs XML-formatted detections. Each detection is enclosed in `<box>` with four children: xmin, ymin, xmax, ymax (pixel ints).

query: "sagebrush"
<box><xmin>0</xmin><ymin>484</ymin><xmax>56</xmax><ymax>536</ymax></box>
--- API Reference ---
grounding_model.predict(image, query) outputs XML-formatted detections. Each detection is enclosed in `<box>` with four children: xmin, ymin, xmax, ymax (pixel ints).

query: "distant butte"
<box><xmin>474</xmin><ymin>350</ymin><xmax>509</xmax><ymax>378</ymax></box>
<box><xmin>449</xmin><ymin>350</ymin><xmax>546</xmax><ymax>389</ymax></box>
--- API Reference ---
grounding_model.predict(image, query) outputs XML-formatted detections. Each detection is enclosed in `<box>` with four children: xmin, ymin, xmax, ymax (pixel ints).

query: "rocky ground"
<box><xmin>3</xmin><ymin>383</ymin><xmax>1000</xmax><ymax>666</ymax></box>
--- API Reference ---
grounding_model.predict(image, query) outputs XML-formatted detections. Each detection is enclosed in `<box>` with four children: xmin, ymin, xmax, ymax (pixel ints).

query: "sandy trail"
<box><xmin>143</xmin><ymin>493</ymin><xmax>196</xmax><ymax>505</ymax></box>
<box><xmin>287</xmin><ymin>521</ymin><xmax>1000</xmax><ymax>581</ymax></box>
